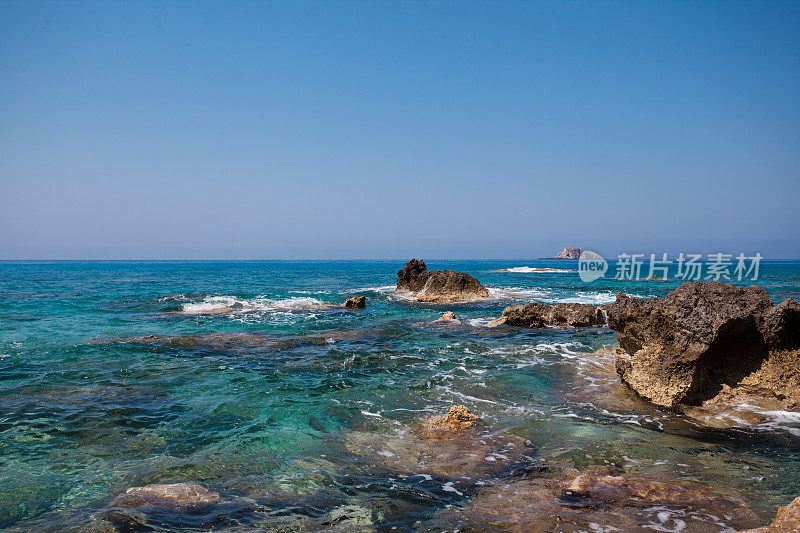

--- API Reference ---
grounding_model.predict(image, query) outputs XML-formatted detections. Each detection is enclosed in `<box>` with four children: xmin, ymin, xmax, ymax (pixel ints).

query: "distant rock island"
<box><xmin>540</xmin><ymin>247</ymin><xmax>584</xmax><ymax>260</ymax></box>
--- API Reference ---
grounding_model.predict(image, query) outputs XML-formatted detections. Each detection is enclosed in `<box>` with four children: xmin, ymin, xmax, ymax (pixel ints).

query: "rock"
<box><xmin>499</xmin><ymin>302</ymin><xmax>606</xmax><ymax>328</ymax></box>
<box><xmin>566</xmin><ymin>472</ymin><xmax>716</xmax><ymax>505</ymax></box>
<box><xmin>422</xmin><ymin>405</ymin><xmax>481</xmax><ymax>432</ymax></box>
<box><xmin>433</xmin><ymin>311</ymin><xmax>461</xmax><ymax>324</ymax></box>
<box><xmin>741</xmin><ymin>496</ymin><xmax>800</xmax><ymax>532</ymax></box>
<box><xmin>541</xmin><ymin>247</ymin><xmax>584</xmax><ymax>260</ymax></box>
<box><xmin>110</xmin><ymin>483</ymin><xmax>221</xmax><ymax>509</ymax></box>
<box><xmin>396</xmin><ymin>258</ymin><xmax>430</xmax><ymax>292</ymax></box>
<box><xmin>486</xmin><ymin>316</ymin><xmax>507</xmax><ymax>327</ymax></box>
<box><xmin>762</xmin><ymin>298</ymin><xmax>800</xmax><ymax>349</ymax></box>
<box><xmin>442</xmin><ymin>468</ymin><xmax>758</xmax><ymax>532</ymax></box>
<box><xmin>396</xmin><ymin>259</ymin><xmax>489</xmax><ymax>303</ymax></box>
<box><xmin>607</xmin><ymin>281</ymin><xmax>800</xmax><ymax>407</ymax></box>
<box><xmin>344</xmin><ymin>295</ymin><xmax>366</xmax><ymax>309</ymax></box>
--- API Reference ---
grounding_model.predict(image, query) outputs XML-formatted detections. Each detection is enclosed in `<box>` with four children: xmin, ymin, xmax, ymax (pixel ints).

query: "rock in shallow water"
<box><xmin>110</xmin><ymin>482</ymin><xmax>222</xmax><ymax>508</ymax></box>
<box><xmin>440</xmin><ymin>468</ymin><xmax>759</xmax><ymax>532</ymax></box>
<box><xmin>607</xmin><ymin>281</ymin><xmax>800</xmax><ymax>407</ymax></box>
<box><xmin>494</xmin><ymin>302</ymin><xmax>606</xmax><ymax>328</ymax></box>
<box><xmin>433</xmin><ymin>311</ymin><xmax>461</xmax><ymax>324</ymax></box>
<box><xmin>344</xmin><ymin>295</ymin><xmax>366</xmax><ymax>309</ymax></box>
<box><xmin>421</xmin><ymin>405</ymin><xmax>480</xmax><ymax>432</ymax></box>
<box><xmin>396</xmin><ymin>259</ymin><xmax>489</xmax><ymax>303</ymax></box>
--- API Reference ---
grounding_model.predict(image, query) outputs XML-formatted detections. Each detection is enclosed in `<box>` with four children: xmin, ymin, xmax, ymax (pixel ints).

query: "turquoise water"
<box><xmin>1</xmin><ymin>260</ymin><xmax>799</xmax><ymax>531</ymax></box>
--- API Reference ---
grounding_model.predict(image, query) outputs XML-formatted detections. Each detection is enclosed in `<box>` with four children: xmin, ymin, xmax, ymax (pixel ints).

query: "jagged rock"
<box><xmin>433</xmin><ymin>311</ymin><xmax>461</xmax><ymax>324</ymax></box>
<box><xmin>762</xmin><ymin>298</ymin><xmax>800</xmax><ymax>349</ymax></box>
<box><xmin>344</xmin><ymin>295</ymin><xmax>366</xmax><ymax>309</ymax></box>
<box><xmin>495</xmin><ymin>302</ymin><xmax>606</xmax><ymax>328</ymax></box>
<box><xmin>422</xmin><ymin>405</ymin><xmax>480</xmax><ymax>432</ymax></box>
<box><xmin>741</xmin><ymin>496</ymin><xmax>800</xmax><ymax>532</ymax></box>
<box><xmin>607</xmin><ymin>281</ymin><xmax>800</xmax><ymax>407</ymax></box>
<box><xmin>396</xmin><ymin>259</ymin><xmax>489</xmax><ymax>303</ymax></box>
<box><xmin>396</xmin><ymin>258</ymin><xmax>430</xmax><ymax>292</ymax></box>
<box><xmin>110</xmin><ymin>483</ymin><xmax>221</xmax><ymax>509</ymax></box>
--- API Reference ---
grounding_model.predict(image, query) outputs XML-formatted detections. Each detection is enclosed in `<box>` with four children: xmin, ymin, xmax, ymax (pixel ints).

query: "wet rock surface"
<box><xmin>420</xmin><ymin>405</ymin><xmax>480</xmax><ymax>432</ymax></box>
<box><xmin>432</xmin><ymin>311</ymin><xmax>461</xmax><ymax>324</ymax></box>
<box><xmin>494</xmin><ymin>302</ymin><xmax>606</xmax><ymax>328</ymax></box>
<box><xmin>343</xmin><ymin>295</ymin><xmax>366</xmax><ymax>309</ymax></box>
<box><xmin>607</xmin><ymin>282</ymin><xmax>800</xmax><ymax>407</ymax></box>
<box><xmin>396</xmin><ymin>258</ymin><xmax>489</xmax><ymax>303</ymax></box>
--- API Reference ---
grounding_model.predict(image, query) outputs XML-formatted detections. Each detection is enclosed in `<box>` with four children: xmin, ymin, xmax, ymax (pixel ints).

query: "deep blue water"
<box><xmin>1</xmin><ymin>260</ymin><xmax>799</xmax><ymax>531</ymax></box>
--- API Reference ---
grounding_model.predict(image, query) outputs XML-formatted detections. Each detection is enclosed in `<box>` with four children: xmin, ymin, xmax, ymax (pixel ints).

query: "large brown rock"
<box><xmin>741</xmin><ymin>496</ymin><xmax>800</xmax><ymax>532</ymax></box>
<box><xmin>343</xmin><ymin>295</ymin><xmax>366</xmax><ymax>309</ymax></box>
<box><xmin>396</xmin><ymin>258</ymin><xmax>430</xmax><ymax>292</ymax></box>
<box><xmin>497</xmin><ymin>302</ymin><xmax>606</xmax><ymax>328</ymax></box>
<box><xmin>607</xmin><ymin>281</ymin><xmax>800</xmax><ymax>407</ymax></box>
<box><xmin>396</xmin><ymin>259</ymin><xmax>489</xmax><ymax>303</ymax></box>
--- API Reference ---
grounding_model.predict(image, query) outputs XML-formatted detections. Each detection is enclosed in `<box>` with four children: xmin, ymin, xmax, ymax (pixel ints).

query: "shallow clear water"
<box><xmin>1</xmin><ymin>260</ymin><xmax>799</xmax><ymax>531</ymax></box>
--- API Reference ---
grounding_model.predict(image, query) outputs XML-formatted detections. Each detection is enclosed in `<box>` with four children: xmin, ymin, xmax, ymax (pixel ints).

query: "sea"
<box><xmin>1</xmin><ymin>259</ymin><xmax>799</xmax><ymax>531</ymax></box>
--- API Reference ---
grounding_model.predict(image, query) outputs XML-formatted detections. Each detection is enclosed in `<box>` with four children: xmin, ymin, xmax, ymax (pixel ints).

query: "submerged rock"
<box><xmin>110</xmin><ymin>483</ymin><xmax>222</xmax><ymax>509</ymax></box>
<box><xmin>607</xmin><ymin>281</ymin><xmax>800</xmax><ymax>407</ymax></box>
<box><xmin>741</xmin><ymin>496</ymin><xmax>800</xmax><ymax>532</ymax></box>
<box><xmin>493</xmin><ymin>302</ymin><xmax>606</xmax><ymax>328</ymax></box>
<box><xmin>344</xmin><ymin>295</ymin><xmax>366</xmax><ymax>309</ymax></box>
<box><xmin>396</xmin><ymin>259</ymin><xmax>489</xmax><ymax>303</ymax></box>
<box><xmin>433</xmin><ymin>311</ymin><xmax>461</xmax><ymax>324</ymax></box>
<box><xmin>441</xmin><ymin>468</ymin><xmax>758</xmax><ymax>532</ymax></box>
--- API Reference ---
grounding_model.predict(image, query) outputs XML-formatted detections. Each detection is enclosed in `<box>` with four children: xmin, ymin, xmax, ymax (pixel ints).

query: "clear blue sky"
<box><xmin>1</xmin><ymin>1</ymin><xmax>798</xmax><ymax>259</ymax></box>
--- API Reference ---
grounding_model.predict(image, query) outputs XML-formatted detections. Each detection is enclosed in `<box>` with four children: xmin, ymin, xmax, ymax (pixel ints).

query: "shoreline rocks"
<box><xmin>607</xmin><ymin>281</ymin><xmax>800</xmax><ymax>408</ymax></box>
<box><xmin>492</xmin><ymin>302</ymin><xmax>606</xmax><ymax>328</ymax></box>
<box><xmin>396</xmin><ymin>259</ymin><xmax>489</xmax><ymax>303</ymax></box>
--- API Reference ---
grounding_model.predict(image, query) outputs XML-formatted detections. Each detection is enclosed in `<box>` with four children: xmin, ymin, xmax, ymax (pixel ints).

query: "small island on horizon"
<box><xmin>540</xmin><ymin>246</ymin><xmax>585</xmax><ymax>260</ymax></box>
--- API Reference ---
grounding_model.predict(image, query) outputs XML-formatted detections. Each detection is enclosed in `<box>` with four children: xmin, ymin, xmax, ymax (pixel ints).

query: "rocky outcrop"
<box><xmin>344</xmin><ymin>295</ymin><xmax>366</xmax><ymax>309</ymax></box>
<box><xmin>396</xmin><ymin>258</ymin><xmax>430</xmax><ymax>292</ymax></box>
<box><xmin>741</xmin><ymin>496</ymin><xmax>800</xmax><ymax>532</ymax></box>
<box><xmin>493</xmin><ymin>302</ymin><xmax>606</xmax><ymax>328</ymax></box>
<box><xmin>421</xmin><ymin>405</ymin><xmax>481</xmax><ymax>432</ymax></box>
<box><xmin>541</xmin><ymin>247</ymin><xmax>584</xmax><ymax>260</ymax></box>
<box><xmin>396</xmin><ymin>259</ymin><xmax>489</xmax><ymax>303</ymax></box>
<box><xmin>433</xmin><ymin>311</ymin><xmax>461</xmax><ymax>324</ymax></box>
<box><xmin>607</xmin><ymin>281</ymin><xmax>800</xmax><ymax>407</ymax></box>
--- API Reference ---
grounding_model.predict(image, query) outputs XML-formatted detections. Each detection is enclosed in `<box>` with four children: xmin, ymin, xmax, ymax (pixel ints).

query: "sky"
<box><xmin>1</xmin><ymin>1</ymin><xmax>799</xmax><ymax>260</ymax></box>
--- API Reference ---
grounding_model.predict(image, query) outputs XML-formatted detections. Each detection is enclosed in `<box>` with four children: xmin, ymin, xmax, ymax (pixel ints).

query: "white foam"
<box><xmin>486</xmin><ymin>286</ymin><xmax>623</xmax><ymax>305</ymax></box>
<box><xmin>181</xmin><ymin>294</ymin><xmax>325</xmax><ymax>314</ymax></box>
<box><xmin>497</xmin><ymin>266</ymin><xmax>575</xmax><ymax>273</ymax></box>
